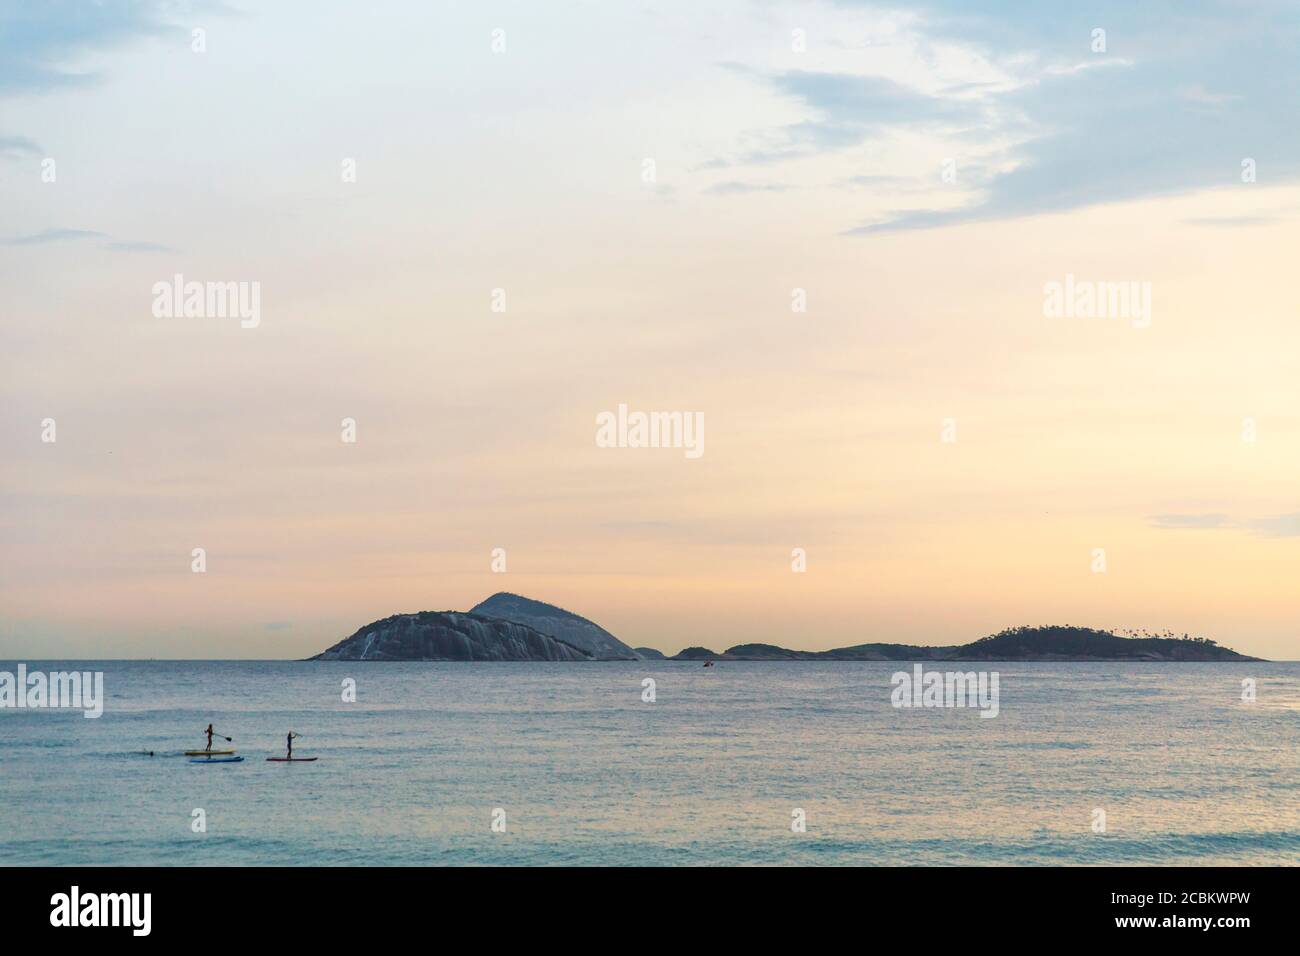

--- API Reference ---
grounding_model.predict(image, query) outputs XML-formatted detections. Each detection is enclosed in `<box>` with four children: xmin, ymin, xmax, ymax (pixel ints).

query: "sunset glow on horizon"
<box><xmin>3</xmin><ymin>1</ymin><xmax>1298</xmax><ymax>660</ymax></box>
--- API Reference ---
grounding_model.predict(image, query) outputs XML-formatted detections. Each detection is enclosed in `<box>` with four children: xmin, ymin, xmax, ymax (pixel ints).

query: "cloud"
<box><xmin>0</xmin><ymin>133</ymin><xmax>42</xmax><ymax>158</ymax></box>
<box><xmin>1148</xmin><ymin>514</ymin><xmax>1231</xmax><ymax>530</ymax></box>
<box><xmin>767</xmin><ymin>69</ymin><xmax>981</xmax><ymax>128</ymax></box>
<box><xmin>851</xmin><ymin>50</ymin><xmax>1300</xmax><ymax>234</ymax></box>
<box><xmin>1148</xmin><ymin>513</ymin><xmax>1300</xmax><ymax>537</ymax></box>
<box><xmin>3</xmin><ymin>228</ymin><xmax>105</xmax><ymax>245</ymax></box>
<box><xmin>1248</xmin><ymin>513</ymin><xmax>1300</xmax><ymax>538</ymax></box>
<box><xmin>0</xmin><ymin>0</ymin><xmax>214</xmax><ymax>94</ymax></box>
<box><xmin>716</xmin><ymin>65</ymin><xmax>992</xmax><ymax>167</ymax></box>
<box><xmin>3</xmin><ymin>228</ymin><xmax>172</xmax><ymax>253</ymax></box>
<box><xmin>719</xmin><ymin>3</ymin><xmax>1300</xmax><ymax>234</ymax></box>
<box><xmin>0</xmin><ymin>1</ymin><xmax>229</xmax><ymax>167</ymax></box>
<box><xmin>1184</xmin><ymin>215</ymin><xmax>1277</xmax><ymax>228</ymax></box>
<box><xmin>841</xmin><ymin>173</ymin><xmax>913</xmax><ymax>188</ymax></box>
<box><xmin>705</xmin><ymin>181</ymin><xmax>789</xmax><ymax>196</ymax></box>
<box><xmin>1043</xmin><ymin>58</ymin><xmax>1135</xmax><ymax>77</ymax></box>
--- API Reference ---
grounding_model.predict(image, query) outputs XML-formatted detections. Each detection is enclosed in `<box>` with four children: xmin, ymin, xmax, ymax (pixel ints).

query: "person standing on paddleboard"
<box><xmin>286</xmin><ymin>731</ymin><xmax>300</xmax><ymax>759</ymax></box>
<box><xmin>203</xmin><ymin>723</ymin><xmax>230</xmax><ymax>753</ymax></box>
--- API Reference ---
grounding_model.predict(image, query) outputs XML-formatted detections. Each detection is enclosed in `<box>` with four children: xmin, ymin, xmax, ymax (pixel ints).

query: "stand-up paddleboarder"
<box><xmin>203</xmin><ymin>723</ymin><xmax>231</xmax><ymax>752</ymax></box>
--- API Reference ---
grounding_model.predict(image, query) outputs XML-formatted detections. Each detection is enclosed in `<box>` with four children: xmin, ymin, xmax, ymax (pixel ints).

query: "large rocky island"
<box><xmin>309</xmin><ymin>594</ymin><xmax>638</xmax><ymax>661</ymax></box>
<box><xmin>309</xmin><ymin>610</ymin><xmax>593</xmax><ymax>661</ymax></box>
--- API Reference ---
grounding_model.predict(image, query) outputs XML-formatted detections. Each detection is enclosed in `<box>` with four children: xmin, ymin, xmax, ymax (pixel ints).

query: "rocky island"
<box><xmin>309</xmin><ymin>593</ymin><xmax>639</xmax><ymax>661</ymax></box>
<box><xmin>309</xmin><ymin>610</ymin><xmax>593</xmax><ymax>661</ymax></box>
<box><xmin>666</xmin><ymin>625</ymin><xmax>1262</xmax><ymax>662</ymax></box>
<box><xmin>469</xmin><ymin>592</ymin><xmax>638</xmax><ymax>660</ymax></box>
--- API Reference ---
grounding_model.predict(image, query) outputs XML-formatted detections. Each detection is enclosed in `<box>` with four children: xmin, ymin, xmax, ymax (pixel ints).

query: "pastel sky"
<box><xmin>2</xmin><ymin>1</ymin><xmax>1298</xmax><ymax>659</ymax></box>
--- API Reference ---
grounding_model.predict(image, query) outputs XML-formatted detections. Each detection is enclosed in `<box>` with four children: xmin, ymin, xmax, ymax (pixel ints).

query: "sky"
<box><xmin>1</xmin><ymin>0</ymin><xmax>1298</xmax><ymax>660</ymax></box>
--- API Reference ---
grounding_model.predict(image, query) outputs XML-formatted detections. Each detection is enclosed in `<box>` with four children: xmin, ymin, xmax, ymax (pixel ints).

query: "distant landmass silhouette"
<box><xmin>308</xmin><ymin>597</ymin><xmax>1263</xmax><ymax>662</ymax></box>
<box><xmin>666</xmin><ymin>625</ymin><xmax>1262</xmax><ymax>662</ymax></box>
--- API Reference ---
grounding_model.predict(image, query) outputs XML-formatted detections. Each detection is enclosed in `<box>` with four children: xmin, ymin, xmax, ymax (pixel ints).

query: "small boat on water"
<box><xmin>189</xmin><ymin>755</ymin><xmax>244</xmax><ymax>764</ymax></box>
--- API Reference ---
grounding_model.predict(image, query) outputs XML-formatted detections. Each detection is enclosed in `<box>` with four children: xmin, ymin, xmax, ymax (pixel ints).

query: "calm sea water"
<box><xmin>1</xmin><ymin>661</ymin><xmax>1296</xmax><ymax>866</ymax></box>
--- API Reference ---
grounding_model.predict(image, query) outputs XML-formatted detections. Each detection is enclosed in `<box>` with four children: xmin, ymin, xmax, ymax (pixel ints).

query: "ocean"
<box><xmin>1</xmin><ymin>661</ymin><xmax>1296</xmax><ymax>866</ymax></box>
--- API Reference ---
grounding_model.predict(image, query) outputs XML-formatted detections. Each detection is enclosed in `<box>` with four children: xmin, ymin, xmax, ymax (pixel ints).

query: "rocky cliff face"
<box><xmin>469</xmin><ymin>592</ymin><xmax>638</xmax><ymax>660</ymax></box>
<box><xmin>310</xmin><ymin>611</ymin><xmax>593</xmax><ymax>662</ymax></box>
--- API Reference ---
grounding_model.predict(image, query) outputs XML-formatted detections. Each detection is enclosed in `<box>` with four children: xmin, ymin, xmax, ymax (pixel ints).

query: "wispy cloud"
<box><xmin>0</xmin><ymin>133</ymin><xmax>42</xmax><ymax>158</ymax></box>
<box><xmin>715</xmin><ymin>2</ymin><xmax>1300</xmax><ymax>234</ymax></box>
<box><xmin>1148</xmin><ymin>514</ymin><xmax>1231</xmax><ymax>530</ymax></box>
<box><xmin>841</xmin><ymin>173</ymin><xmax>913</xmax><ymax>188</ymax></box>
<box><xmin>0</xmin><ymin>0</ymin><xmax>198</xmax><ymax>95</ymax></box>
<box><xmin>0</xmin><ymin>1</ymin><xmax>227</xmax><ymax>163</ymax></box>
<box><xmin>715</xmin><ymin>65</ymin><xmax>992</xmax><ymax>168</ymax></box>
<box><xmin>1248</xmin><ymin>513</ymin><xmax>1300</xmax><ymax>538</ymax></box>
<box><xmin>3</xmin><ymin>228</ymin><xmax>105</xmax><ymax>245</ymax></box>
<box><xmin>705</xmin><ymin>180</ymin><xmax>789</xmax><ymax>196</ymax></box>
<box><xmin>1042</xmin><ymin>58</ymin><xmax>1134</xmax><ymax>77</ymax></box>
<box><xmin>1184</xmin><ymin>215</ymin><xmax>1278</xmax><ymax>228</ymax></box>
<box><xmin>3</xmin><ymin>228</ymin><xmax>173</xmax><ymax>253</ymax></box>
<box><xmin>1149</xmin><ymin>513</ymin><xmax>1300</xmax><ymax>537</ymax></box>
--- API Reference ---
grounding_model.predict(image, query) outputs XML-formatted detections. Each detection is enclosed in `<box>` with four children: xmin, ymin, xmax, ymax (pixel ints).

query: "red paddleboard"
<box><xmin>266</xmin><ymin>757</ymin><xmax>318</xmax><ymax>762</ymax></box>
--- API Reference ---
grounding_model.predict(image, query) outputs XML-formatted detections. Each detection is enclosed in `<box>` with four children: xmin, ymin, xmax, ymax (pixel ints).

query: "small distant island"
<box><xmin>671</xmin><ymin>625</ymin><xmax>1261</xmax><ymax>662</ymax></box>
<box><xmin>308</xmin><ymin>594</ymin><xmax>1263</xmax><ymax>662</ymax></box>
